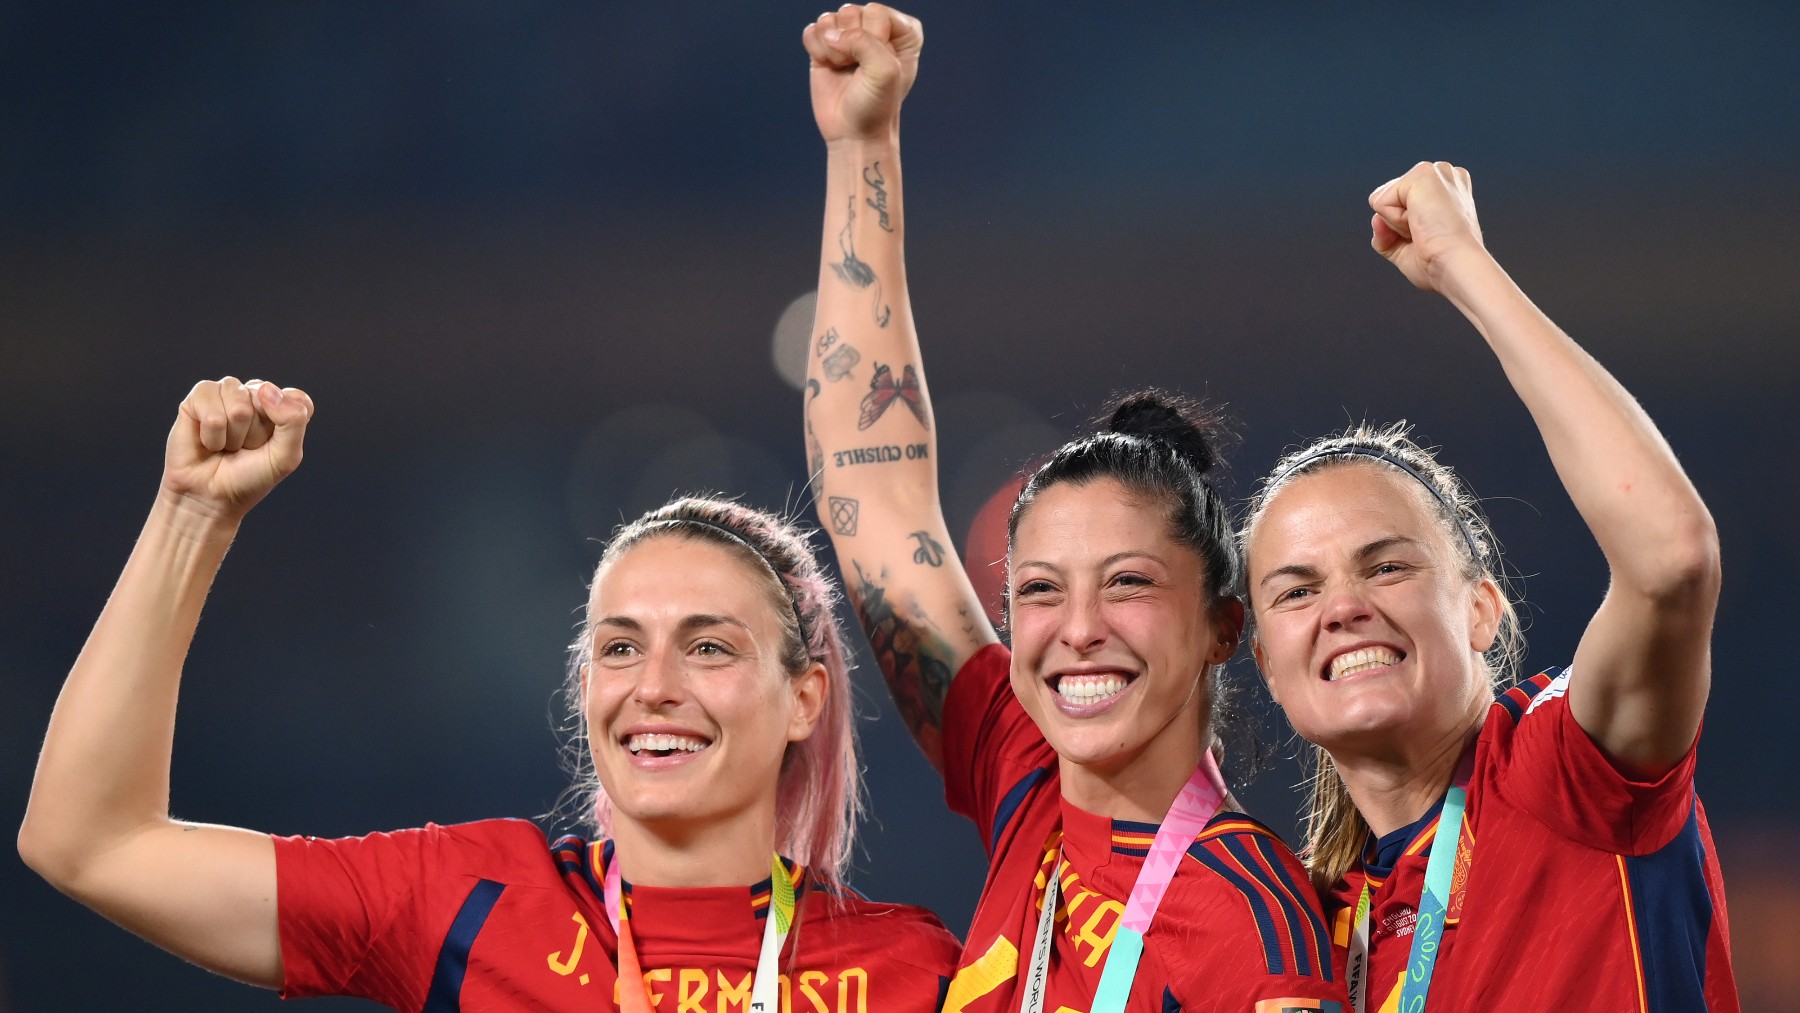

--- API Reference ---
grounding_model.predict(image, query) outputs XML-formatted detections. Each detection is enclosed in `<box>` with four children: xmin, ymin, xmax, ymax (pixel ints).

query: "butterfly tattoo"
<box><xmin>858</xmin><ymin>362</ymin><xmax>930</xmax><ymax>431</ymax></box>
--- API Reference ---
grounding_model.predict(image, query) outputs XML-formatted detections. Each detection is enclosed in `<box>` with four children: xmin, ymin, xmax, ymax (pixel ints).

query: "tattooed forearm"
<box><xmin>828</xmin><ymin>196</ymin><xmax>892</xmax><ymax>328</ymax></box>
<box><xmin>909</xmin><ymin>531</ymin><xmax>946</xmax><ymax>567</ymax></box>
<box><xmin>863</xmin><ymin>161</ymin><xmax>894</xmax><ymax>232</ymax></box>
<box><xmin>833</xmin><ymin>443</ymin><xmax>928</xmax><ymax>467</ymax></box>
<box><xmin>853</xmin><ymin>562</ymin><xmax>956</xmax><ymax>763</ymax></box>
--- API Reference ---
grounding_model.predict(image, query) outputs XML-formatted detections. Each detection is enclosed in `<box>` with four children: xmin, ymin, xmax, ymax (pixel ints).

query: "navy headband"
<box><xmin>650</xmin><ymin>517</ymin><xmax>813</xmax><ymax>654</ymax></box>
<box><xmin>1270</xmin><ymin>446</ymin><xmax>1484</xmax><ymax>562</ymax></box>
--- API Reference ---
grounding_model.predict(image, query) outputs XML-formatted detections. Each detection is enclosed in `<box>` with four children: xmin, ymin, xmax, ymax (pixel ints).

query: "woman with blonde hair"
<box><xmin>1241</xmin><ymin>162</ymin><xmax>1739</xmax><ymax>1011</ymax></box>
<box><xmin>19</xmin><ymin>376</ymin><xmax>958</xmax><ymax>1009</ymax></box>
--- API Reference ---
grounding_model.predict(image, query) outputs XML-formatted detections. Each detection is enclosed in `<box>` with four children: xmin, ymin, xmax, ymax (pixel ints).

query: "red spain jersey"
<box><xmin>941</xmin><ymin>644</ymin><xmax>1347</xmax><ymax>1013</ymax></box>
<box><xmin>1328</xmin><ymin>668</ymin><xmax>1740</xmax><ymax>1012</ymax></box>
<box><xmin>275</xmin><ymin>817</ymin><xmax>959</xmax><ymax>1012</ymax></box>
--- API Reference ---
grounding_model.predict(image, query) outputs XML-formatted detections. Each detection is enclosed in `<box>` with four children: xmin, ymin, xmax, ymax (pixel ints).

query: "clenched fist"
<box><xmin>804</xmin><ymin>3</ymin><xmax>922</xmax><ymax>144</ymax></box>
<box><xmin>164</xmin><ymin>377</ymin><xmax>313</xmax><ymax>522</ymax></box>
<box><xmin>1369</xmin><ymin>161</ymin><xmax>1487</xmax><ymax>292</ymax></box>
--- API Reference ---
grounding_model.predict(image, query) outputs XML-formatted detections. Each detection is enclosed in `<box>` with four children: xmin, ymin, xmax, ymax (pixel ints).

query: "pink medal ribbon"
<box><xmin>1020</xmin><ymin>752</ymin><xmax>1228</xmax><ymax>1013</ymax></box>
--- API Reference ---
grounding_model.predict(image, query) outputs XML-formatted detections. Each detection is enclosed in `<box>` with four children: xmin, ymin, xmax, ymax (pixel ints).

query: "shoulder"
<box><xmin>1489</xmin><ymin>667</ymin><xmax>1569</xmax><ymax>729</ymax></box>
<box><xmin>800</xmin><ymin>883</ymin><xmax>961</xmax><ymax>975</ymax></box>
<box><xmin>1177</xmin><ymin>813</ymin><xmax>1335</xmax><ymax>980</ymax></box>
<box><xmin>946</xmin><ymin>642</ymin><xmax>1012</xmax><ymax>704</ymax></box>
<box><xmin>276</xmin><ymin>817</ymin><xmax>570</xmax><ymax>907</ymax></box>
<box><xmin>277</xmin><ymin>817</ymin><xmax>549</xmax><ymax>864</ymax></box>
<box><xmin>1184</xmin><ymin>813</ymin><xmax>1317</xmax><ymax>905</ymax></box>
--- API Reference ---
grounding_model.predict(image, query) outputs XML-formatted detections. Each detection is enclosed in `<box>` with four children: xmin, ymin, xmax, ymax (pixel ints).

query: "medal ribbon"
<box><xmin>1352</xmin><ymin>749</ymin><xmax>1472</xmax><ymax>1013</ymax></box>
<box><xmin>605</xmin><ymin>851</ymin><xmax>794</xmax><ymax>1013</ymax></box>
<box><xmin>1020</xmin><ymin>753</ymin><xmax>1227</xmax><ymax>1013</ymax></box>
<box><xmin>1345</xmin><ymin>880</ymin><xmax>1373</xmax><ymax>1013</ymax></box>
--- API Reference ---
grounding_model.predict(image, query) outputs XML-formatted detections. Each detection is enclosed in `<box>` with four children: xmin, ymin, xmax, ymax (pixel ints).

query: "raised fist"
<box><xmin>1368</xmin><ymin>161</ymin><xmax>1487</xmax><ymax>292</ymax></box>
<box><xmin>163</xmin><ymin>377</ymin><xmax>314</xmax><ymax>521</ymax></box>
<box><xmin>803</xmin><ymin>3</ymin><xmax>922</xmax><ymax>144</ymax></box>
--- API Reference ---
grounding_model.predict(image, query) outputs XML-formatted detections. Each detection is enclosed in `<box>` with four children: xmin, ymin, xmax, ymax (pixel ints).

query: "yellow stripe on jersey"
<box><xmin>1615</xmin><ymin>855</ymin><xmax>1650</xmax><ymax>1013</ymax></box>
<box><xmin>1404</xmin><ymin>821</ymin><xmax>1438</xmax><ymax>857</ymax></box>
<box><xmin>942</xmin><ymin>935</ymin><xmax>1019</xmax><ymax>1013</ymax></box>
<box><xmin>1376</xmin><ymin>969</ymin><xmax>1403</xmax><ymax>1013</ymax></box>
<box><xmin>1196</xmin><ymin>819</ymin><xmax>1279</xmax><ymax>843</ymax></box>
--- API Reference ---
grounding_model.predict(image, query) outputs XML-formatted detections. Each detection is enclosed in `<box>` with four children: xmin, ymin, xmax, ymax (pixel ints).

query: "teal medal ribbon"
<box><xmin>1394</xmin><ymin>751</ymin><xmax>1474</xmax><ymax>1012</ymax></box>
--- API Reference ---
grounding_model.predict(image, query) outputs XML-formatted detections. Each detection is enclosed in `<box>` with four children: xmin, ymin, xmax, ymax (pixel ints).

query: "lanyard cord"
<box><xmin>1019</xmin><ymin>754</ymin><xmax>1227</xmax><ymax>1013</ymax></box>
<box><xmin>604</xmin><ymin>851</ymin><xmax>794</xmax><ymax>1013</ymax></box>
<box><xmin>1350</xmin><ymin>750</ymin><xmax>1475</xmax><ymax>1013</ymax></box>
<box><xmin>1345</xmin><ymin>880</ymin><xmax>1374</xmax><ymax>1013</ymax></box>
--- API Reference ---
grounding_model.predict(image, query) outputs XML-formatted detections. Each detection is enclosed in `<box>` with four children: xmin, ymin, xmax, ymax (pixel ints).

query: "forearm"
<box><xmin>20</xmin><ymin>493</ymin><xmax>237</xmax><ymax>879</ymax></box>
<box><xmin>809</xmin><ymin>136</ymin><xmax>935</xmax><ymax>500</ymax></box>
<box><xmin>806</xmin><ymin>135</ymin><xmax>993</xmax><ymax>761</ymax></box>
<box><xmin>1436</xmin><ymin>248</ymin><xmax>1719</xmax><ymax>598</ymax></box>
<box><xmin>1437</xmin><ymin>247</ymin><xmax>1714</xmax><ymax>770</ymax></box>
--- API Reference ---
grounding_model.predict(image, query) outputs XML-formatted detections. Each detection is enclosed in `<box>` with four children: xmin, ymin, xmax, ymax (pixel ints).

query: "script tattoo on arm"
<box><xmin>863</xmin><ymin>161</ymin><xmax>894</xmax><ymax>232</ymax></box>
<box><xmin>852</xmin><ymin>561</ymin><xmax>956</xmax><ymax>766</ymax></box>
<box><xmin>828</xmin><ymin>196</ymin><xmax>892</xmax><ymax>328</ymax></box>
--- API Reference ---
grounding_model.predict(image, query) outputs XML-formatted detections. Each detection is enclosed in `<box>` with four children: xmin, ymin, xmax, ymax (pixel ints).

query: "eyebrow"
<box><xmin>1012</xmin><ymin>550</ymin><xmax>1167</xmax><ymax>576</ymax></box>
<box><xmin>1257</xmin><ymin>535</ymin><xmax>1427</xmax><ymax>588</ymax></box>
<box><xmin>592</xmin><ymin>613</ymin><xmax>753</xmax><ymax>636</ymax></box>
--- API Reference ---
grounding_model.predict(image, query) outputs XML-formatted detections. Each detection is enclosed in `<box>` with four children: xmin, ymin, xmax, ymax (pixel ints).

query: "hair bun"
<box><xmin>1103</xmin><ymin>389</ymin><xmax>1229</xmax><ymax>477</ymax></box>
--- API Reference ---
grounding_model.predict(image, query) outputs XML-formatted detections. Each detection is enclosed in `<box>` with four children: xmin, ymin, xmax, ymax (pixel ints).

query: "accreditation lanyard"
<box><xmin>1346</xmin><ymin>751</ymin><xmax>1474</xmax><ymax>1013</ymax></box>
<box><xmin>604</xmin><ymin>852</ymin><xmax>794</xmax><ymax>1013</ymax></box>
<box><xmin>1019</xmin><ymin>754</ymin><xmax>1227</xmax><ymax>1013</ymax></box>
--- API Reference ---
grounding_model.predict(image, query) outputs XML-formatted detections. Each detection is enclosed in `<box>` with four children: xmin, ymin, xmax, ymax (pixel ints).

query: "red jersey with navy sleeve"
<box><xmin>274</xmin><ymin>817</ymin><xmax>959</xmax><ymax>1012</ymax></box>
<box><xmin>1327</xmin><ymin>668</ymin><xmax>1740</xmax><ymax>1012</ymax></box>
<box><xmin>940</xmin><ymin>643</ymin><xmax>1347</xmax><ymax>1013</ymax></box>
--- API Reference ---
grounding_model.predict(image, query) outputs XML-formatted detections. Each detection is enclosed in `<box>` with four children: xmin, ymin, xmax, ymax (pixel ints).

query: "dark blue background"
<box><xmin>3</xmin><ymin>2</ymin><xmax>1796</xmax><ymax>1009</ymax></box>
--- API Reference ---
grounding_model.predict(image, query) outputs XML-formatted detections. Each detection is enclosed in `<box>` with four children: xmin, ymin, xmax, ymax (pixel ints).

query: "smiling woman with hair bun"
<box><xmin>799</xmin><ymin>5</ymin><xmax>1347</xmax><ymax>1010</ymax></box>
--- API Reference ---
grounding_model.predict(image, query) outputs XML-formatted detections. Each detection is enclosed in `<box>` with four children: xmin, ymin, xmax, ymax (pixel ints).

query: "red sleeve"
<box><xmin>940</xmin><ymin>643</ymin><xmax>1056</xmax><ymax>855</ymax></box>
<box><xmin>1492</xmin><ymin>672</ymin><xmax>1699</xmax><ymax>855</ymax></box>
<box><xmin>273</xmin><ymin>817</ymin><xmax>542</xmax><ymax>1005</ymax></box>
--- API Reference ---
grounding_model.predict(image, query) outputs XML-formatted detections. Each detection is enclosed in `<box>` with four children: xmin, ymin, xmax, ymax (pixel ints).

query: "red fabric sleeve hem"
<box><xmin>941</xmin><ymin>642</ymin><xmax>1016</xmax><ymax>823</ymax></box>
<box><xmin>1497</xmin><ymin>689</ymin><xmax>1700</xmax><ymax>855</ymax></box>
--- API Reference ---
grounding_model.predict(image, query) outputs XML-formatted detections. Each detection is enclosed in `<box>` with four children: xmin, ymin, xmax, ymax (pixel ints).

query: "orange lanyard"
<box><xmin>604</xmin><ymin>851</ymin><xmax>794</xmax><ymax>1013</ymax></box>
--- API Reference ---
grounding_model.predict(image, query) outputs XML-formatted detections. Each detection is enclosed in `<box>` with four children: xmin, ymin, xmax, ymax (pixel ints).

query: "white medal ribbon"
<box><xmin>1019</xmin><ymin>845</ymin><xmax>1062</xmax><ymax>1013</ymax></box>
<box><xmin>604</xmin><ymin>851</ymin><xmax>792</xmax><ymax>1013</ymax></box>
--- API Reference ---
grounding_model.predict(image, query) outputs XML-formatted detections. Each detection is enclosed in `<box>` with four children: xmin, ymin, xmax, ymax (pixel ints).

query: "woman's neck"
<box><xmin>1057</xmin><ymin>721</ymin><xmax>1213</xmax><ymax>825</ymax></box>
<box><xmin>1332</xmin><ymin>702</ymin><xmax>1486</xmax><ymax>838</ymax></box>
<box><xmin>608</xmin><ymin>807</ymin><xmax>777</xmax><ymax>888</ymax></box>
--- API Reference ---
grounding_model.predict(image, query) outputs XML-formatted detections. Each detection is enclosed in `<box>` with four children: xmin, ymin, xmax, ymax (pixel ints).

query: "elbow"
<box><xmin>17</xmin><ymin>816</ymin><xmax>66</xmax><ymax>887</ymax></box>
<box><xmin>1633</xmin><ymin>513</ymin><xmax>1722</xmax><ymax>605</ymax></box>
<box><xmin>18</xmin><ymin>807</ymin><xmax>96</xmax><ymax>894</ymax></box>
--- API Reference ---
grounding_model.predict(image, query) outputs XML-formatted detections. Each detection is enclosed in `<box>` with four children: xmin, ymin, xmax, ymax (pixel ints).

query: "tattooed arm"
<box><xmin>801</xmin><ymin>5</ymin><xmax>996</xmax><ymax>772</ymax></box>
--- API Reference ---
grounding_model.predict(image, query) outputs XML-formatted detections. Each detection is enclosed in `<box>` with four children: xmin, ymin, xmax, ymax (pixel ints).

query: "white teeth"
<box><xmin>1055</xmin><ymin>673</ymin><xmax>1129</xmax><ymax>703</ymax></box>
<box><xmin>625</xmin><ymin>733</ymin><xmax>710</xmax><ymax>755</ymax></box>
<box><xmin>1328</xmin><ymin>647</ymin><xmax>1402</xmax><ymax>681</ymax></box>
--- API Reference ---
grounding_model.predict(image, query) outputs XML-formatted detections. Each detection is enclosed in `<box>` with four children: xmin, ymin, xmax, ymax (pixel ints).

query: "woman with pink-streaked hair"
<box><xmin>18</xmin><ymin>376</ymin><xmax>958</xmax><ymax>1010</ymax></box>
